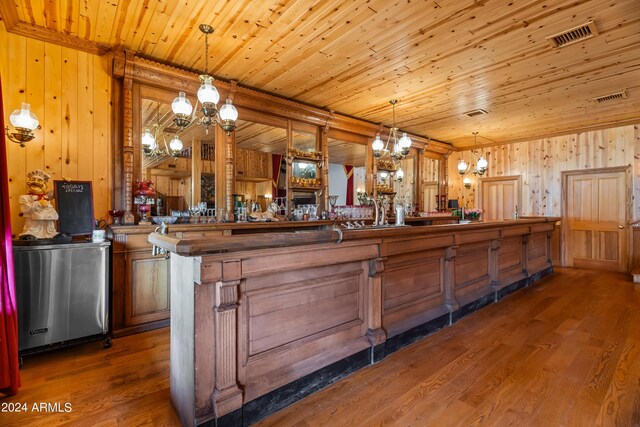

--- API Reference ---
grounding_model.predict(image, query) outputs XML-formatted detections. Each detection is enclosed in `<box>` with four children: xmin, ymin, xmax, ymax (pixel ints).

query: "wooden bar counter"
<box><xmin>148</xmin><ymin>217</ymin><xmax>557</xmax><ymax>426</ymax></box>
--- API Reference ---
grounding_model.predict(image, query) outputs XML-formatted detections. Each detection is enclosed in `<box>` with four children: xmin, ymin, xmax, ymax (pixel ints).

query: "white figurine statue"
<box><xmin>19</xmin><ymin>169</ymin><xmax>59</xmax><ymax>239</ymax></box>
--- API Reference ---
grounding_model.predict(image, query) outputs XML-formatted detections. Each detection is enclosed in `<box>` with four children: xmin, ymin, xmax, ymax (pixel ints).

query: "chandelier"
<box><xmin>142</xmin><ymin>102</ymin><xmax>184</xmax><ymax>158</ymax></box>
<box><xmin>171</xmin><ymin>24</ymin><xmax>238</xmax><ymax>135</ymax></box>
<box><xmin>372</xmin><ymin>100</ymin><xmax>412</xmax><ymax>162</ymax></box>
<box><xmin>457</xmin><ymin>132</ymin><xmax>488</xmax><ymax>176</ymax></box>
<box><xmin>372</xmin><ymin>100</ymin><xmax>412</xmax><ymax>182</ymax></box>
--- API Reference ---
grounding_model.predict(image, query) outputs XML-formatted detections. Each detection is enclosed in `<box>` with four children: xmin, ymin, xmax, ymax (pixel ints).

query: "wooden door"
<box><xmin>479</xmin><ymin>176</ymin><xmax>521</xmax><ymax>221</ymax></box>
<box><xmin>422</xmin><ymin>182</ymin><xmax>438</xmax><ymax>212</ymax></box>
<box><xmin>564</xmin><ymin>168</ymin><xmax>629</xmax><ymax>272</ymax></box>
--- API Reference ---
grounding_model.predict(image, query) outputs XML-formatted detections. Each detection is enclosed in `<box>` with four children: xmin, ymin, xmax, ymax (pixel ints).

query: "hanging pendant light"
<box><xmin>370</xmin><ymin>100</ymin><xmax>412</xmax><ymax>166</ymax></box>
<box><xmin>171</xmin><ymin>24</ymin><xmax>238</xmax><ymax>135</ymax></box>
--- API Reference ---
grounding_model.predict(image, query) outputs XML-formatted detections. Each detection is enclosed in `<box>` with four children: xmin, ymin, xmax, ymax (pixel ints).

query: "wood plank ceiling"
<box><xmin>1</xmin><ymin>0</ymin><xmax>639</xmax><ymax>149</ymax></box>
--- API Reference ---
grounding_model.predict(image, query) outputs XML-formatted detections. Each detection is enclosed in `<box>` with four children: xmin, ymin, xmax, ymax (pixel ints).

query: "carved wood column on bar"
<box><xmin>522</xmin><ymin>234</ymin><xmax>530</xmax><ymax>277</ymax></box>
<box><xmin>212</xmin><ymin>260</ymin><xmax>243</xmax><ymax>417</ymax></box>
<box><xmin>226</xmin><ymin>131</ymin><xmax>236</xmax><ymax>218</ymax></box>
<box><xmin>444</xmin><ymin>245</ymin><xmax>459</xmax><ymax>314</ymax></box>
<box><xmin>286</xmin><ymin>120</ymin><xmax>293</xmax><ymax>216</ymax></box>
<box><xmin>366</xmin><ymin>258</ymin><xmax>387</xmax><ymax>346</ymax></box>
<box><xmin>215</xmin><ymin>126</ymin><xmax>226</xmax><ymax>220</ymax></box>
<box><xmin>546</xmin><ymin>230</ymin><xmax>553</xmax><ymax>266</ymax></box>
<box><xmin>417</xmin><ymin>148</ymin><xmax>424</xmax><ymax>212</ymax></box>
<box><xmin>365</xmin><ymin>138</ymin><xmax>374</xmax><ymax>196</ymax></box>
<box><xmin>372</xmin><ymin>146</ymin><xmax>379</xmax><ymax>198</ymax></box>
<box><xmin>441</xmin><ymin>153</ymin><xmax>450</xmax><ymax>210</ymax></box>
<box><xmin>122</xmin><ymin>51</ymin><xmax>135</xmax><ymax>224</ymax></box>
<box><xmin>321</xmin><ymin>125</ymin><xmax>329</xmax><ymax>212</ymax></box>
<box><xmin>191</xmin><ymin>139</ymin><xmax>202</xmax><ymax>206</ymax></box>
<box><xmin>489</xmin><ymin>239</ymin><xmax>500</xmax><ymax>295</ymax></box>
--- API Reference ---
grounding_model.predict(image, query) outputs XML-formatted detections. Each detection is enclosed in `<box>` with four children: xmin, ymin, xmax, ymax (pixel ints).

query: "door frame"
<box><xmin>561</xmin><ymin>165</ymin><xmax>632</xmax><ymax>270</ymax></box>
<box><xmin>477</xmin><ymin>175</ymin><xmax>522</xmax><ymax>220</ymax></box>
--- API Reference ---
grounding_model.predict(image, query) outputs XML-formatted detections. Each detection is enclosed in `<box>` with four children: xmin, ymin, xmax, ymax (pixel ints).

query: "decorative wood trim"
<box><xmin>321</xmin><ymin>125</ymin><xmax>329</xmax><ymax>212</ymax></box>
<box><xmin>2</xmin><ymin>21</ymin><xmax>111</xmax><ymax>56</ymax></box>
<box><xmin>444</xmin><ymin>246</ymin><xmax>458</xmax><ymax>312</ymax></box>
<box><xmin>115</xmin><ymin>54</ymin><xmax>451</xmax><ymax>146</ymax></box>
<box><xmin>489</xmin><ymin>239</ymin><xmax>500</xmax><ymax>290</ymax></box>
<box><xmin>212</xmin><ymin>279</ymin><xmax>243</xmax><ymax>417</ymax></box>
<box><xmin>366</xmin><ymin>259</ymin><xmax>386</xmax><ymax>346</ymax></box>
<box><xmin>0</xmin><ymin>2</ymin><xmax>19</xmax><ymax>30</ymax></box>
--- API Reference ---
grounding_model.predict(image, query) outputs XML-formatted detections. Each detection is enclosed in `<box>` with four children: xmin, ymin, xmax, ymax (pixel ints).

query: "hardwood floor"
<box><xmin>1</xmin><ymin>327</ymin><xmax>180</xmax><ymax>426</ymax></box>
<box><xmin>3</xmin><ymin>268</ymin><xmax>640</xmax><ymax>426</ymax></box>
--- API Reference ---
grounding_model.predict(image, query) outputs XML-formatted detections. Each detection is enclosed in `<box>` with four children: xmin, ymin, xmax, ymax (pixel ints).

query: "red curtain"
<box><xmin>0</xmin><ymin>77</ymin><xmax>21</xmax><ymax>395</ymax></box>
<box><xmin>271</xmin><ymin>154</ymin><xmax>282</xmax><ymax>197</ymax></box>
<box><xmin>344</xmin><ymin>165</ymin><xmax>354</xmax><ymax>206</ymax></box>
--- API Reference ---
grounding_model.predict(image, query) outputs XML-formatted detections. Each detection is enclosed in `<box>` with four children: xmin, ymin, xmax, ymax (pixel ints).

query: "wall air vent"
<box><xmin>592</xmin><ymin>90</ymin><xmax>628</xmax><ymax>103</ymax></box>
<box><xmin>546</xmin><ymin>20</ymin><xmax>598</xmax><ymax>48</ymax></box>
<box><xmin>464</xmin><ymin>109</ymin><xmax>488</xmax><ymax>117</ymax></box>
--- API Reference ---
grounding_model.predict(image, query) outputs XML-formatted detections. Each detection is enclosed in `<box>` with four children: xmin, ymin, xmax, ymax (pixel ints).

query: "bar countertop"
<box><xmin>148</xmin><ymin>216</ymin><xmax>559</xmax><ymax>256</ymax></box>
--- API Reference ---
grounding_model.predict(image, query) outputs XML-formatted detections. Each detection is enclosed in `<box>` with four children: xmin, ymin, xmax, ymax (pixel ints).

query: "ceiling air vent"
<box><xmin>464</xmin><ymin>109</ymin><xmax>488</xmax><ymax>118</ymax></box>
<box><xmin>546</xmin><ymin>20</ymin><xmax>598</xmax><ymax>48</ymax></box>
<box><xmin>592</xmin><ymin>90</ymin><xmax>628</xmax><ymax>103</ymax></box>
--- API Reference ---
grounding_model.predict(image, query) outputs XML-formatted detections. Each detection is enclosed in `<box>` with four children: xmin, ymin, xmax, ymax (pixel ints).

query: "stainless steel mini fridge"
<box><xmin>13</xmin><ymin>241</ymin><xmax>110</xmax><ymax>352</ymax></box>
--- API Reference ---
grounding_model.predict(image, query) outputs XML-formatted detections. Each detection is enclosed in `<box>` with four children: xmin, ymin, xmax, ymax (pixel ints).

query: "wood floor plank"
<box><xmin>2</xmin><ymin>268</ymin><xmax>639</xmax><ymax>426</ymax></box>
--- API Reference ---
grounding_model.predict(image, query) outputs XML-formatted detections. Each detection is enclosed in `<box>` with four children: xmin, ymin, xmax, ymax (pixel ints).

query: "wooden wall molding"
<box><xmin>0</xmin><ymin>4</ymin><xmax>110</xmax><ymax>56</ymax></box>
<box><xmin>112</xmin><ymin>52</ymin><xmax>452</xmax><ymax>149</ymax></box>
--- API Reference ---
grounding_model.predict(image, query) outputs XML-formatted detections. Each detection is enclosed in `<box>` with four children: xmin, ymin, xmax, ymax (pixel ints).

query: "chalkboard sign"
<box><xmin>53</xmin><ymin>180</ymin><xmax>94</xmax><ymax>236</ymax></box>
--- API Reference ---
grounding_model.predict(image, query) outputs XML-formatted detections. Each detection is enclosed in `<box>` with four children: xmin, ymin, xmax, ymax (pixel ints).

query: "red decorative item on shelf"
<box><xmin>133</xmin><ymin>180</ymin><xmax>156</xmax><ymax>198</ymax></box>
<box><xmin>133</xmin><ymin>180</ymin><xmax>156</xmax><ymax>224</ymax></box>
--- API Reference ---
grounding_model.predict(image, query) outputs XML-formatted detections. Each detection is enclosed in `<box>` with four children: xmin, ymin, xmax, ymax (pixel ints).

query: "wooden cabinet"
<box><xmin>111</xmin><ymin>226</ymin><xmax>171</xmax><ymax>336</ymax></box>
<box><xmin>110</xmin><ymin>225</ymin><xmax>227</xmax><ymax>336</ymax></box>
<box><xmin>125</xmin><ymin>251</ymin><xmax>170</xmax><ymax>326</ymax></box>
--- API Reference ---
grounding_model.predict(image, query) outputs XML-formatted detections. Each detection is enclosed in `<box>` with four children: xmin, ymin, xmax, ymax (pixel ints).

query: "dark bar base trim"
<box><xmin>200</xmin><ymin>349</ymin><xmax>371</xmax><ymax>427</ymax></box>
<box><xmin>198</xmin><ymin>266</ymin><xmax>554</xmax><ymax>427</ymax></box>
<box><xmin>383</xmin><ymin>313</ymin><xmax>450</xmax><ymax>356</ymax></box>
<box><xmin>451</xmin><ymin>293</ymin><xmax>496</xmax><ymax>324</ymax></box>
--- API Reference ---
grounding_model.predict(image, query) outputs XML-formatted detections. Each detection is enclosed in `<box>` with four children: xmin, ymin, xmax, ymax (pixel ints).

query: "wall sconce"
<box><xmin>463</xmin><ymin>176</ymin><xmax>472</xmax><ymax>189</ymax></box>
<box><xmin>6</xmin><ymin>103</ymin><xmax>39</xmax><ymax>147</ymax></box>
<box><xmin>264</xmin><ymin>193</ymin><xmax>272</xmax><ymax>200</ymax></box>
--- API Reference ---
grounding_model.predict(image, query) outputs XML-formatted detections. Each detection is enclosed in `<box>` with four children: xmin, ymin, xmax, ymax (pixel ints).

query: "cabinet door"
<box><xmin>125</xmin><ymin>252</ymin><xmax>171</xmax><ymax>326</ymax></box>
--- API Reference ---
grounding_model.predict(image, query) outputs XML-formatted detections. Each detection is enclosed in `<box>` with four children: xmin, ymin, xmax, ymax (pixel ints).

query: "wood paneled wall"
<box><xmin>448</xmin><ymin>124</ymin><xmax>640</xmax><ymax>221</ymax></box>
<box><xmin>0</xmin><ymin>23</ymin><xmax>113</xmax><ymax>237</ymax></box>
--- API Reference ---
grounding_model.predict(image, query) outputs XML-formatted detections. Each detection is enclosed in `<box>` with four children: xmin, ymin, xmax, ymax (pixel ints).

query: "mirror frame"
<box><xmin>112</xmin><ymin>52</ymin><xmax>452</xmax><ymax>223</ymax></box>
